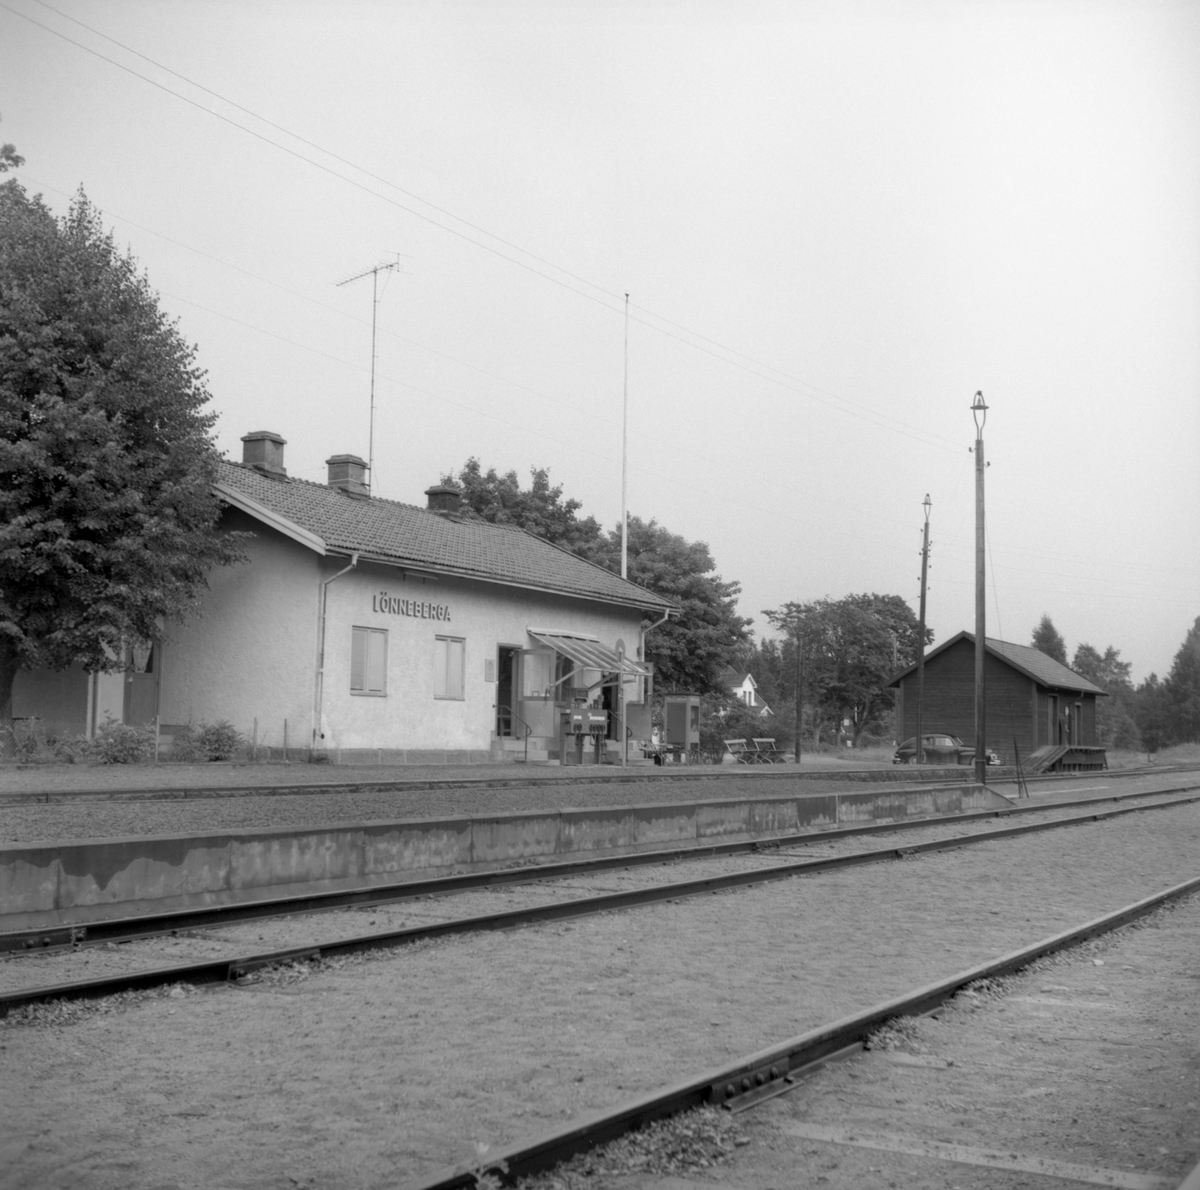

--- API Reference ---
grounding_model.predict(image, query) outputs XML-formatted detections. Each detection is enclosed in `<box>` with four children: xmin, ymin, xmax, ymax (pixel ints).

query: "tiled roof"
<box><xmin>215</xmin><ymin>461</ymin><xmax>674</xmax><ymax>613</ymax></box>
<box><xmin>982</xmin><ymin>636</ymin><xmax>1107</xmax><ymax>694</ymax></box>
<box><xmin>887</xmin><ymin>631</ymin><xmax>1106</xmax><ymax>695</ymax></box>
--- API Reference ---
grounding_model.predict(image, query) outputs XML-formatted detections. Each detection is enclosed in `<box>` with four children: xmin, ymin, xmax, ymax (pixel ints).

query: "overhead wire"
<box><xmin>6</xmin><ymin>3</ymin><xmax>1188</xmax><ymax>617</ymax></box>
<box><xmin>8</xmin><ymin>0</ymin><xmax>961</xmax><ymax>454</ymax></box>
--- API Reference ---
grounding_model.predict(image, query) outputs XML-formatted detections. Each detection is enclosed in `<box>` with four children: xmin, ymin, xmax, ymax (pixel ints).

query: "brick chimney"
<box><xmin>241</xmin><ymin>430</ymin><xmax>287</xmax><ymax>478</ymax></box>
<box><xmin>326</xmin><ymin>454</ymin><xmax>370</xmax><ymax>497</ymax></box>
<box><xmin>425</xmin><ymin>483</ymin><xmax>462</xmax><ymax>516</ymax></box>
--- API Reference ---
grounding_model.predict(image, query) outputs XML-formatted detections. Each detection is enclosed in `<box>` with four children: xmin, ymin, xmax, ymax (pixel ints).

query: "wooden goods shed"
<box><xmin>888</xmin><ymin>632</ymin><xmax>1107</xmax><ymax>770</ymax></box>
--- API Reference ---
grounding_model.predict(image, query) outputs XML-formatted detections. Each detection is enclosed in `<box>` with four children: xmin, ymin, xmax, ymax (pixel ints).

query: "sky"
<box><xmin>3</xmin><ymin>0</ymin><xmax>1198</xmax><ymax>681</ymax></box>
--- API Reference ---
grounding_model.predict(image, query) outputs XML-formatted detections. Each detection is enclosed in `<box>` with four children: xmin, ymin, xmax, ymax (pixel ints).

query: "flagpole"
<box><xmin>621</xmin><ymin>292</ymin><xmax>629</xmax><ymax>580</ymax></box>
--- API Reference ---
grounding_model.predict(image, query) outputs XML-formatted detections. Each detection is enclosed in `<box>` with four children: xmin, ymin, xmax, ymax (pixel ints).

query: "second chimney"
<box><xmin>327</xmin><ymin>454</ymin><xmax>370</xmax><ymax>497</ymax></box>
<box><xmin>425</xmin><ymin>483</ymin><xmax>462</xmax><ymax>516</ymax></box>
<box><xmin>242</xmin><ymin>430</ymin><xmax>287</xmax><ymax>478</ymax></box>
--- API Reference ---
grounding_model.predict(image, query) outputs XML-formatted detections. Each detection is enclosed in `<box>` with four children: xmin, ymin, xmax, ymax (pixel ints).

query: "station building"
<box><xmin>11</xmin><ymin>431</ymin><xmax>675</xmax><ymax>764</ymax></box>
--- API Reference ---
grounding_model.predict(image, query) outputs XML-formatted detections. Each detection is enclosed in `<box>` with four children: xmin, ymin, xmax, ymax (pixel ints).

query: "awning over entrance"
<box><xmin>526</xmin><ymin>628</ymin><xmax>648</xmax><ymax>679</ymax></box>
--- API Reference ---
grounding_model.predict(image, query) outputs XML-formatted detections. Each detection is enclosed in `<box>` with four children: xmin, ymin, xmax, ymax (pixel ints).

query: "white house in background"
<box><xmin>718</xmin><ymin>668</ymin><xmax>772</xmax><ymax>716</ymax></box>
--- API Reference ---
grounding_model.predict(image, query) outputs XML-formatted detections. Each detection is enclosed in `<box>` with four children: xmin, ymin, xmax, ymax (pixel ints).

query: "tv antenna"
<box><xmin>336</xmin><ymin>255</ymin><xmax>406</xmax><ymax>491</ymax></box>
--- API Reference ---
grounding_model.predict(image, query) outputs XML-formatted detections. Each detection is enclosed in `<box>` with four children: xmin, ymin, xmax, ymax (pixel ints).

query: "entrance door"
<box><xmin>123</xmin><ymin>641</ymin><xmax>160</xmax><ymax>727</ymax></box>
<box><xmin>496</xmin><ymin>646</ymin><xmax>518</xmax><ymax>737</ymax></box>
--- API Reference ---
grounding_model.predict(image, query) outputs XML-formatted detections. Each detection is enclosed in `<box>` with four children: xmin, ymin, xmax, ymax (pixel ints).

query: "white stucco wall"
<box><xmin>158</xmin><ymin>510</ymin><xmax>322</xmax><ymax>751</ymax></box>
<box><xmin>319</xmin><ymin>561</ymin><xmax>646</xmax><ymax>751</ymax></box>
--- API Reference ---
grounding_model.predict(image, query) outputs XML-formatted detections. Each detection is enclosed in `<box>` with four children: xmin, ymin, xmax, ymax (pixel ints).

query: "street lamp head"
<box><xmin>971</xmin><ymin>391</ymin><xmax>988</xmax><ymax>437</ymax></box>
<box><xmin>922</xmin><ymin>493</ymin><xmax>931</xmax><ymax>521</ymax></box>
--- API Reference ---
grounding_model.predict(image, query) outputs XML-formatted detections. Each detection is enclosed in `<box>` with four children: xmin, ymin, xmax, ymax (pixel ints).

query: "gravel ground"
<box><xmin>2</xmin><ymin>788</ymin><xmax>1193</xmax><ymax>996</ymax></box>
<box><xmin>686</xmin><ymin>896</ymin><xmax>1200</xmax><ymax>1190</ymax></box>
<box><xmin>2</xmin><ymin>763</ymin><xmax>1194</xmax><ymax>846</ymax></box>
<box><xmin>1</xmin><ymin>801</ymin><xmax>1198</xmax><ymax>1189</ymax></box>
<box><xmin>0</xmin><ymin>753</ymin><xmax>888</xmax><ymax>794</ymax></box>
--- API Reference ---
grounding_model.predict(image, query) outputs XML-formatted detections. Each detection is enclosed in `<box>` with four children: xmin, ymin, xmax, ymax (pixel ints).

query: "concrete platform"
<box><xmin>0</xmin><ymin>782</ymin><xmax>1012</xmax><ymax>930</ymax></box>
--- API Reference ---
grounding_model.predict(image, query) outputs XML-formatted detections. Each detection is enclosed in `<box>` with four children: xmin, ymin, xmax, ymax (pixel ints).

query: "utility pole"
<box><xmin>971</xmin><ymin>392</ymin><xmax>989</xmax><ymax>786</ymax></box>
<box><xmin>793</xmin><ymin>623</ymin><xmax>803</xmax><ymax>764</ymax></box>
<box><xmin>915</xmin><ymin>494</ymin><xmax>931</xmax><ymax>764</ymax></box>
<box><xmin>337</xmin><ymin>258</ymin><xmax>401</xmax><ymax>492</ymax></box>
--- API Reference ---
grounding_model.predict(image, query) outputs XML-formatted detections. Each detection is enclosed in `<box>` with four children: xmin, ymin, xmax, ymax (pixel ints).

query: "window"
<box><xmin>351</xmin><ymin>627</ymin><xmax>387</xmax><ymax>695</ymax></box>
<box><xmin>435</xmin><ymin>636</ymin><xmax>465</xmax><ymax>700</ymax></box>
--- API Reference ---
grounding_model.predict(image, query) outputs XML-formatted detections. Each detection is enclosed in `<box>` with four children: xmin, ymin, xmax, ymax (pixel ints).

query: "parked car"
<box><xmin>892</xmin><ymin>733</ymin><xmax>1000</xmax><ymax>766</ymax></box>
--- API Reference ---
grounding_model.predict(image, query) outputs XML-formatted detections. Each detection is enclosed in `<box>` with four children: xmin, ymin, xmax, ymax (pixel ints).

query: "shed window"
<box><xmin>435</xmin><ymin>636</ymin><xmax>465</xmax><ymax>700</ymax></box>
<box><xmin>351</xmin><ymin>627</ymin><xmax>387</xmax><ymax>695</ymax></box>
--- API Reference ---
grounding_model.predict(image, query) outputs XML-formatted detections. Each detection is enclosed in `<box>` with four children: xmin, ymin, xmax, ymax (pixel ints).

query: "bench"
<box><xmin>751</xmin><ymin>738</ymin><xmax>788</xmax><ymax>763</ymax></box>
<box><xmin>724</xmin><ymin>738</ymin><xmax>759</xmax><ymax>764</ymax></box>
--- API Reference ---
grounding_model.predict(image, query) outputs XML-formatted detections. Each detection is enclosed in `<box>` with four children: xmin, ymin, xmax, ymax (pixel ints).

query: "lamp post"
<box><xmin>971</xmin><ymin>391</ymin><xmax>988</xmax><ymax>786</ymax></box>
<box><xmin>915</xmin><ymin>494</ymin><xmax>931</xmax><ymax>765</ymax></box>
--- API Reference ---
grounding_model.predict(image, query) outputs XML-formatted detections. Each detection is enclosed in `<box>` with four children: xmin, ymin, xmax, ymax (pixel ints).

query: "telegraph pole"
<box><xmin>337</xmin><ymin>258</ymin><xmax>401</xmax><ymax>492</ymax></box>
<box><xmin>793</xmin><ymin>623</ymin><xmax>803</xmax><ymax>764</ymax></box>
<box><xmin>971</xmin><ymin>392</ymin><xmax>989</xmax><ymax>786</ymax></box>
<box><xmin>915</xmin><ymin>494</ymin><xmax>931</xmax><ymax>764</ymax></box>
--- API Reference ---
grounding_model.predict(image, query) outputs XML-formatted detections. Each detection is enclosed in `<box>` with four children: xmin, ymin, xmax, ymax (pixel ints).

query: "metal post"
<box><xmin>972</xmin><ymin>393</ymin><xmax>988</xmax><ymax>786</ymax></box>
<box><xmin>916</xmin><ymin>495</ymin><xmax>931</xmax><ymax>765</ymax></box>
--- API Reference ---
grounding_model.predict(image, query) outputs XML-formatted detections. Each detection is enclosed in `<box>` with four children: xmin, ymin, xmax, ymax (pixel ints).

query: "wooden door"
<box><xmin>123</xmin><ymin>642</ymin><xmax>159</xmax><ymax>727</ymax></box>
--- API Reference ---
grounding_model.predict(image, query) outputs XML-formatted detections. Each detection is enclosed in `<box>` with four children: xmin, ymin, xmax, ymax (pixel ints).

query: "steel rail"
<box><xmin>4</xmin><ymin>788</ymin><xmax>1199</xmax><ymax>1016</ymax></box>
<box><xmin>4</xmin><ymin>781</ymin><xmax>1197</xmax><ymax>956</ymax></box>
<box><xmin>404</xmin><ymin>873</ymin><xmax>1200</xmax><ymax>1190</ymax></box>
<box><xmin>3</xmin><ymin>762</ymin><xmax>1196</xmax><ymax>806</ymax></box>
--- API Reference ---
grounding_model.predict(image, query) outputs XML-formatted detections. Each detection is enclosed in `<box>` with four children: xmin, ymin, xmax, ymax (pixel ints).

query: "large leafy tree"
<box><xmin>0</xmin><ymin>181</ymin><xmax>242</xmax><ymax>719</ymax></box>
<box><xmin>1031</xmin><ymin>614</ymin><xmax>1068</xmax><ymax>665</ymax></box>
<box><xmin>441</xmin><ymin>458</ymin><xmax>605</xmax><ymax>557</ymax></box>
<box><xmin>442</xmin><ymin>459</ymin><xmax>750</xmax><ymax>691</ymax></box>
<box><xmin>591</xmin><ymin>515</ymin><xmax>751</xmax><ymax>692</ymax></box>
<box><xmin>764</xmin><ymin>593</ymin><xmax>928</xmax><ymax>747</ymax></box>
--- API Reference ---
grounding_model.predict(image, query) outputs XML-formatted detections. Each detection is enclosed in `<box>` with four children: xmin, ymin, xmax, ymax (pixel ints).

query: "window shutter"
<box><xmin>366</xmin><ymin>630</ymin><xmax>387</xmax><ymax>693</ymax></box>
<box><xmin>448</xmin><ymin>638</ymin><xmax>464</xmax><ymax>699</ymax></box>
<box><xmin>351</xmin><ymin>627</ymin><xmax>367</xmax><ymax>691</ymax></box>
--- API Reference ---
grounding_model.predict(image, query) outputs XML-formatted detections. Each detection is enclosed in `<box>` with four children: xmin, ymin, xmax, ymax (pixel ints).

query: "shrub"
<box><xmin>195</xmin><ymin>720</ymin><xmax>242</xmax><ymax>761</ymax></box>
<box><xmin>0</xmin><ymin>717</ymin><xmax>89</xmax><ymax>763</ymax></box>
<box><xmin>166</xmin><ymin>720</ymin><xmax>242</xmax><ymax>762</ymax></box>
<box><xmin>167</xmin><ymin>724</ymin><xmax>205</xmax><ymax>763</ymax></box>
<box><xmin>91</xmin><ymin>716</ymin><xmax>154</xmax><ymax>764</ymax></box>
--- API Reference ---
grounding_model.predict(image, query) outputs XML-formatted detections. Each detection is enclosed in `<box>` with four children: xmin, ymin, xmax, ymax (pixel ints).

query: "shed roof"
<box><xmin>887</xmin><ymin>631</ymin><xmax>1107</xmax><ymax>695</ymax></box>
<box><xmin>214</xmin><ymin>460</ymin><xmax>674</xmax><ymax>614</ymax></box>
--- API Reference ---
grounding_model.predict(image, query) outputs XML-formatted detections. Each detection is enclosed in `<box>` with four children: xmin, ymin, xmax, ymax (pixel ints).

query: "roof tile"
<box><xmin>216</xmin><ymin>461</ymin><xmax>673</xmax><ymax>613</ymax></box>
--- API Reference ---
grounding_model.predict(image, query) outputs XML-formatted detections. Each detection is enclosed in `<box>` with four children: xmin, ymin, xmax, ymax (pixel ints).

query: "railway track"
<box><xmin>4</xmin><ymin>781</ymin><xmax>1199</xmax><ymax>1014</ymax></box>
<box><xmin>4</xmin><ymin>778</ymin><xmax>1196</xmax><ymax>958</ymax></box>
<box><xmin>403</xmin><ymin>874</ymin><xmax>1200</xmax><ymax>1190</ymax></box>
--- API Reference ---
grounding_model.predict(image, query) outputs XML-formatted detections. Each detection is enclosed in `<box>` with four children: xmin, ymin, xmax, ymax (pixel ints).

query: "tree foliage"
<box><xmin>0</xmin><ymin>182</ymin><xmax>242</xmax><ymax>717</ymax></box>
<box><xmin>764</xmin><ymin>593</ymin><xmax>928</xmax><ymax>747</ymax></box>
<box><xmin>1164</xmin><ymin>616</ymin><xmax>1200</xmax><ymax>743</ymax></box>
<box><xmin>442</xmin><ymin>458</ymin><xmax>604</xmax><ymax>557</ymax></box>
<box><xmin>1071</xmin><ymin>642</ymin><xmax>1139</xmax><ymax>749</ymax></box>
<box><xmin>1134</xmin><ymin>673</ymin><xmax>1173</xmax><ymax>755</ymax></box>
<box><xmin>441</xmin><ymin>459</ymin><xmax>750</xmax><ymax>692</ymax></box>
<box><xmin>1031</xmin><ymin>614</ymin><xmax>1068</xmax><ymax>665</ymax></box>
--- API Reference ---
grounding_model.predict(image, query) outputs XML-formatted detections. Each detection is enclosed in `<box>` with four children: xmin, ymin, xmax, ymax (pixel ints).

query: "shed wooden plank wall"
<box><xmin>898</xmin><ymin>639</ymin><xmax>1037</xmax><ymax>765</ymax></box>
